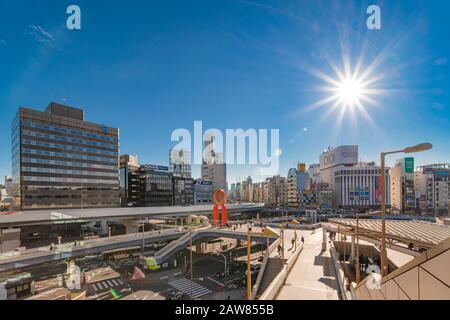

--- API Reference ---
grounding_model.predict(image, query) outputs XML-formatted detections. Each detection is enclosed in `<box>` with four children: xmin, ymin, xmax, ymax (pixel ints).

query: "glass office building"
<box><xmin>142</xmin><ymin>165</ymin><xmax>173</xmax><ymax>207</ymax></box>
<box><xmin>11</xmin><ymin>103</ymin><xmax>120</xmax><ymax>210</ymax></box>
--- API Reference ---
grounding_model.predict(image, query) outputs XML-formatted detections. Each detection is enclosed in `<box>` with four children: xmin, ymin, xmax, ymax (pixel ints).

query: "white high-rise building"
<box><xmin>319</xmin><ymin>146</ymin><xmax>390</xmax><ymax>209</ymax></box>
<box><xmin>201</xmin><ymin>135</ymin><xmax>227</xmax><ymax>192</ymax></box>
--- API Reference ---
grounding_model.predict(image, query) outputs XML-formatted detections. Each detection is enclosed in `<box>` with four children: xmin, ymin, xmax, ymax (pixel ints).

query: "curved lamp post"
<box><xmin>380</xmin><ymin>143</ymin><xmax>432</xmax><ymax>276</ymax></box>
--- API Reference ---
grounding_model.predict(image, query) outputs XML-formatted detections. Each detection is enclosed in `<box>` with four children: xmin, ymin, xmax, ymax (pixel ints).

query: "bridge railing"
<box><xmin>252</xmin><ymin>237</ymin><xmax>281</xmax><ymax>300</ymax></box>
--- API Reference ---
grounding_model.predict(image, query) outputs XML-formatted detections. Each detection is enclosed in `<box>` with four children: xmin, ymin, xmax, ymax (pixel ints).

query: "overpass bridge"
<box><xmin>152</xmin><ymin>227</ymin><xmax>278</xmax><ymax>264</ymax></box>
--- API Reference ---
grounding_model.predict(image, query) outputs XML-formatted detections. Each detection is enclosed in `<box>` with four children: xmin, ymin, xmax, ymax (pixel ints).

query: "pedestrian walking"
<box><xmin>289</xmin><ymin>238</ymin><xmax>295</xmax><ymax>251</ymax></box>
<box><xmin>301</xmin><ymin>236</ymin><xmax>305</xmax><ymax>244</ymax></box>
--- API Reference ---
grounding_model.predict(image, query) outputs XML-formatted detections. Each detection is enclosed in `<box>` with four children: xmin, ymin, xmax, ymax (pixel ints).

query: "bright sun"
<box><xmin>301</xmin><ymin>57</ymin><xmax>385</xmax><ymax>134</ymax></box>
<box><xmin>335</xmin><ymin>77</ymin><xmax>365</xmax><ymax>108</ymax></box>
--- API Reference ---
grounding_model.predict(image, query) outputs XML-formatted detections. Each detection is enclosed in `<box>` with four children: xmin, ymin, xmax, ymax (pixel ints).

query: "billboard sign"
<box><xmin>320</xmin><ymin>145</ymin><xmax>358</xmax><ymax>171</ymax></box>
<box><xmin>405</xmin><ymin>157</ymin><xmax>414</xmax><ymax>173</ymax></box>
<box><xmin>375</xmin><ymin>176</ymin><xmax>382</xmax><ymax>204</ymax></box>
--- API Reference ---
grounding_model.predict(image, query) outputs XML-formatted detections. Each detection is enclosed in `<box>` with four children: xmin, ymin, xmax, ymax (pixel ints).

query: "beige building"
<box><xmin>201</xmin><ymin>135</ymin><xmax>227</xmax><ymax>192</ymax></box>
<box><xmin>266</xmin><ymin>175</ymin><xmax>287</xmax><ymax>208</ymax></box>
<box><xmin>414</xmin><ymin>164</ymin><xmax>450</xmax><ymax>215</ymax></box>
<box><xmin>390</xmin><ymin>158</ymin><xmax>416</xmax><ymax>214</ymax></box>
<box><xmin>253</xmin><ymin>182</ymin><xmax>264</xmax><ymax>203</ymax></box>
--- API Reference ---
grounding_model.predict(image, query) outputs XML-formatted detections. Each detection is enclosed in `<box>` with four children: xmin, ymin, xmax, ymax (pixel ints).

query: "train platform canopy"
<box><xmin>328</xmin><ymin>218</ymin><xmax>450</xmax><ymax>249</ymax></box>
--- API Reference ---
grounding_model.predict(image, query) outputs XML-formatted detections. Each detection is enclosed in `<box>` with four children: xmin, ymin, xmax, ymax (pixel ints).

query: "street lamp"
<box><xmin>247</xmin><ymin>223</ymin><xmax>252</xmax><ymax>300</ymax></box>
<box><xmin>380</xmin><ymin>143</ymin><xmax>432</xmax><ymax>276</ymax></box>
<box><xmin>190</xmin><ymin>224</ymin><xmax>193</xmax><ymax>300</ymax></box>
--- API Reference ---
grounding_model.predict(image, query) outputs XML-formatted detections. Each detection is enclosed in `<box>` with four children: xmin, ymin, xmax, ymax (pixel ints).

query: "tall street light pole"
<box><xmin>380</xmin><ymin>143</ymin><xmax>432</xmax><ymax>277</ymax></box>
<box><xmin>247</xmin><ymin>223</ymin><xmax>252</xmax><ymax>300</ymax></box>
<box><xmin>190</xmin><ymin>225</ymin><xmax>193</xmax><ymax>300</ymax></box>
<box><xmin>356</xmin><ymin>212</ymin><xmax>360</xmax><ymax>283</ymax></box>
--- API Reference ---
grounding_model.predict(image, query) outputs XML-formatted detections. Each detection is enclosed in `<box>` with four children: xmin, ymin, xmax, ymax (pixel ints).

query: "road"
<box><xmin>276</xmin><ymin>229</ymin><xmax>339</xmax><ymax>300</ymax></box>
<box><xmin>0</xmin><ymin>228</ymin><xmax>184</xmax><ymax>271</ymax></box>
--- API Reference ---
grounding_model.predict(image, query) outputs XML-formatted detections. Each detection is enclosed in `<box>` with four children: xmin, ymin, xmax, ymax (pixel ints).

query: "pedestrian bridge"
<box><xmin>0</xmin><ymin>226</ymin><xmax>276</xmax><ymax>272</ymax></box>
<box><xmin>152</xmin><ymin>227</ymin><xmax>278</xmax><ymax>264</ymax></box>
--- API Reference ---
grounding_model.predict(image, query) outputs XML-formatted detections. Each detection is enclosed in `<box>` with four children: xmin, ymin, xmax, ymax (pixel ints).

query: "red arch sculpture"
<box><xmin>212</xmin><ymin>189</ymin><xmax>228</xmax><ymax>226</ymax></box>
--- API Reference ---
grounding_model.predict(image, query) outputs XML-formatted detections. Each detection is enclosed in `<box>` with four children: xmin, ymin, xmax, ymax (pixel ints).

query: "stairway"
<box><xmin>256</xmin><ymin>257</ymin><xmax>284</xmax><ymax>298</ymax></box>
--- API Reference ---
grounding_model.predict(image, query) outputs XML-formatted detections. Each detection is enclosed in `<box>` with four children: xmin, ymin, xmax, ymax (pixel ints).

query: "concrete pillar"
<box><xmin>0</xmin><ymin>228</ymin><xmax>21</xmax><ymax>253</ymax></box>
<box><xmin>100</xmin><ymin>221</ymin><xmax>109</xmax><ymax>235</ymax></box>
<box><xmin>196</xmin><ymin>243</ymin><xmax>202</xmax><ymax>253</ymax></box>
<box><xmin>121</xmin><ymin>220</ymin><xmax>139</xmax><ymax>234</ymax></box>
<box><xmin>322</xmin><ymin>226</ymin><xmax>327</xmax><ymax>251</ymax></box>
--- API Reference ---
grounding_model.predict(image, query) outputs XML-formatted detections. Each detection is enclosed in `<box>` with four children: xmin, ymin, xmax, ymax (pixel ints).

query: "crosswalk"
<box><xmin>168</xmin><ymin>278</ymin><xmax>212</xmax><ymax>299</ymax></box>
<box><xmin>91</xmin><ymin>278</ymin><xmax>125</xmax><ymax>293</ymax></box>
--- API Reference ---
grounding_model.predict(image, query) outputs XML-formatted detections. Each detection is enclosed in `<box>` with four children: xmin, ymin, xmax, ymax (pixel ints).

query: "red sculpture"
<box><xmin>212</xmin><ymin>189</ymin><xmax>228</xmax><ymax>226</ymax></box>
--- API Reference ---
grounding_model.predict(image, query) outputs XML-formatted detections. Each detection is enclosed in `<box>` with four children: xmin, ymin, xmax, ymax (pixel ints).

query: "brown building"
<box><xmin>11</xmin><ymin>102</ymin><xmax>120</xmax><ymax>210</ymax></box>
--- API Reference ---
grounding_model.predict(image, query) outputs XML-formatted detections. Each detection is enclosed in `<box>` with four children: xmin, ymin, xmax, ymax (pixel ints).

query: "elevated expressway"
<box><xmin>0</xmin><ymin>203</ymin><xmax>264</xmax><ymax>227</ymax></box>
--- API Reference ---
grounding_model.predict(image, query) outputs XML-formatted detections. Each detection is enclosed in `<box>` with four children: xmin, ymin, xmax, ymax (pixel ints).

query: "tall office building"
<box><xmin>172</xmin><ymin>176</ymin><xmax>194</xmax><ymax>206</ymax></box>
<box><xmin>169</xmin><ymin>148</ymin><xmax>192</xmax><ymax>178</ymax></box>
<box><xmin>240</xmin><ymin>176</ymin><xmax>253</xmax><ymax>202</ymax></box>
<box><xmin>119</xmin><ymin>155</ymin><xmax>140</xmax><ymax>207</ymax></box>
<box><xmin>11</xmin><ymin>103</ymin><xmax>120</xmax><ymax>210</ymax></box>
<box><xmin>140</xmin><ymin>164</ymin><xmax>173</xmax><ymax>207</ymax></box>
<box><xmin>201</xmin><ymin>135</ymin><xmax>227</xmax><ymax>192</ymax></box>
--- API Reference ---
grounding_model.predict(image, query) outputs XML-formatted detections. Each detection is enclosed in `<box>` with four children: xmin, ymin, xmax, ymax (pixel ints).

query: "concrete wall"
<box><xmin>0</xmin><ymin>228</ymin><xmax>21</xmax><ymax>253</ymax></box>
<box><xmin>352</xmin><ymin>238</ymin><xmax>450</xmax><ymax>300</ymax></box>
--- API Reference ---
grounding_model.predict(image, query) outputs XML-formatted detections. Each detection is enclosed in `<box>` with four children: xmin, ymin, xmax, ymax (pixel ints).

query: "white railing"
<box><xmin>329</xmin><ymin>244</ymin><xmax>351</xmax><ymax>300</ymax></box>
<box><xmin>251</xmin><ymin>238</ymin><xmax>281</xmax><ymax>299</ymax></box>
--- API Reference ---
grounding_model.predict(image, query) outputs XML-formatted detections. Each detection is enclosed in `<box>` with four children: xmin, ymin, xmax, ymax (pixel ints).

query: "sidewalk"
<box><xmin>276</xmin><ymin>230</ymin><xmax>339</xmax><ymax>300</ymax></box>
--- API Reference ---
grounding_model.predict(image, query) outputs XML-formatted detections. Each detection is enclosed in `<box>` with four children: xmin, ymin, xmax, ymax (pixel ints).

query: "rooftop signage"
<box><xmin>320</xmin><ymin>145</ymin><xmax>358</xmax><ymax>171</ymax></box>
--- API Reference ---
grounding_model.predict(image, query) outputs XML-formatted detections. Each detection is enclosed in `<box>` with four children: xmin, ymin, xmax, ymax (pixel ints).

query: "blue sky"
<box><xmin>0</xmin><ymin>0</ymin><xmax>449</xmax><ymax>183</ymax></box>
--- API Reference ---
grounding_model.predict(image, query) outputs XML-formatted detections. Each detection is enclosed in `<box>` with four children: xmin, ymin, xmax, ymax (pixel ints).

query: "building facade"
<box><xmin>201</xmin><ymin>135</ymin><xmax>227</xmax><ymax>192</ymax></box>
<box><xmin>141</xmin><ymin>165</ymin><xmax>173</xmax><ymax>207</ymax></box>
<box><xmin>415</xmin><ymin>164</ymin><xmax>450</xmax><ymax>215</ymax></box>
<box><xmin>286</xmin><ymin>164</ymin><xmax>310</xmax><ymax>210</ymax></box>
<box><xmin>266</xmin><ymin>175</ymin><xmax>287</xmax><ymax>208</ymax></box>
<box><xmin>119</xmin><ymin>155</ymin><xmax>140</xmax><ymax>207</ymax></box>
<box><xmin>319</xmin><ymin>146</ymin><xmax>390</xmax><ymax>209</ymax></box>
<box><xmin>169</xmin><ymin>148</ymin><xmax>192</xmax><ymax>178</ymax></box>
<box><xmin>194</xmin><ymin>179</ymin><xmax>214</xmax><ymax>205</ymax></box>
<box><xmin>390</xmin><ymin>158</ymin><xmax>416</xmax><ymax>214</ymax></box>
<box><xmin>172</xmin><ymin>176</ymin><xmax>194</xmax><ymax>206</ymax></box>
<box><xmin>333</xmin><ymin>163</ymin><xmax>390</xmax><ymax>209</ymax></box>
<box><xmin>4</xmin><ymin>176</ymin><xmax>12</xmax><ymax>197</ymax></box>
<box><xmin>12</xmin><ymin>103</ymin><xmax>120</xmax><ymax>210</ymax></box>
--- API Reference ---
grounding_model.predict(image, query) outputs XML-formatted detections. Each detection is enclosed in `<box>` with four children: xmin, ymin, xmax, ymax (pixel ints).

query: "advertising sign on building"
<box><xmin>405</xmin><ymin>157</ymin><xmax>414</xmax><ymax>173</ymax></box>
<box><xmin>319</xmin><ymin>145</ymin><xmax>358</xmax><ymax>171</ymax></box>
<box><xmin>375</xmin><ymin>176</ymin><xmax>382</xmax><ymax>204</ymax></box>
